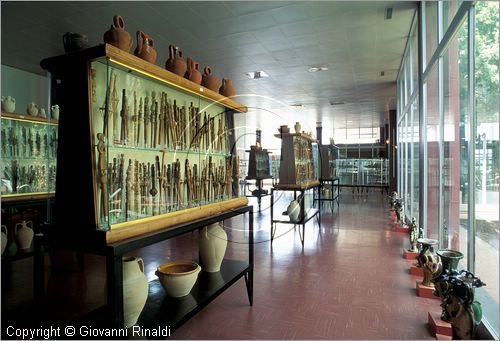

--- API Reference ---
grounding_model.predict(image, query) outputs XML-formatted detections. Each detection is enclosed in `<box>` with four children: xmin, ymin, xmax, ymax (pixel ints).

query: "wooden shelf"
<box><xmin>1</xmin><ymin>192</ymin><xmax>55</xmax><ymax>203</ymax></box>
<box><xmin>274</xmin><ymin>181</ymin><xmax>320</xmax><ymax>190</ymax></box>
<box><xmin>1</xmin><ymin>111</ymin><xmax>59</xmax><ymax>125</ymax></box>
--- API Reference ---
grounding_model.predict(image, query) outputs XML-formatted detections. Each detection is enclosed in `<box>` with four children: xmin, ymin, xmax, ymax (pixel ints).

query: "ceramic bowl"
<box><xmin>156</xmin><ymin>260</ymin><xmax>201</xmax><ymax>297</ymax></box>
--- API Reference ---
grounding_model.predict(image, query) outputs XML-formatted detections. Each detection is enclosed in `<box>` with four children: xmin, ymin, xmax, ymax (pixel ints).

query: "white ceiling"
<box><xmin>1</xmin><ymin>1</ymin><xmax>415</xmax><ymax>137</ymax></box>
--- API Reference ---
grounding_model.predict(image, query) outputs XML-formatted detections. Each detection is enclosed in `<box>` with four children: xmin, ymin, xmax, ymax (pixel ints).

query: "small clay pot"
<box><xmin>63</xmin><ymin>32</ymin><xmax>90</xmax><ymax>53</ymax></box>
<box><xmin>103</xmin><ymin>15</ymin><xmax>132</xmax><ymax>52</ymax></box>
<box><xmin>185</xmin><ymin>57</ymin><xmax>202</xmax><ymax>84</ymax></box>
<box><xmin>156</xmin><ymin>260</ymin><xmax>201</xmax><ymax>297</ymax></box>
<box><xmin>219</xmin><ymin>78</ymin><xmax>236</xmax><ymax>98</ymax></box>
<box><xmin>165</xmin><ymin>45</ymin><xmax>187</xmax><ymax>76</ymax></box>
<box><xmin>201</xmin><ymin>66</ymin><xmax>221</xmax><ymax>92</ymax></box>
<box><xmin>134</xmin><ymin>30</ymin><xmax>157</xmax><ymax>64</ymax></box>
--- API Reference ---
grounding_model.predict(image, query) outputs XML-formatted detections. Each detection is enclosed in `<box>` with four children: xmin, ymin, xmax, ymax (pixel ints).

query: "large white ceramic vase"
<box><xmin>122</xmin><ymin>256</ymin><xmax>149</xmax><ymax>327</ymax></box>
<box><xmin>199</xmin><ymin>223</ymin><xmax>227</xmax><ymax>272</ymax></box>
<box><xmin>1</xmin><ymin>225</ymin><xmax>8</xmax><ymax>255</ymax></box>
<box><xmin>15</xmin><ymin>220</ymin><xmax>34</xmax><ymax>250</ymax></box>
<box><xmin>287</xmin><ymin>200</ymin><xmax>301</xmax><ymax>222</ymax></box>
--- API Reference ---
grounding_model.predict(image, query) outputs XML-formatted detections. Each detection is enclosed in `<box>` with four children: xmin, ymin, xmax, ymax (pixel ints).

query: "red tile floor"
<box><xmin>2</xmin><ymin>189</ymin><xmax>443</xmax><ymax>339</ymax></box>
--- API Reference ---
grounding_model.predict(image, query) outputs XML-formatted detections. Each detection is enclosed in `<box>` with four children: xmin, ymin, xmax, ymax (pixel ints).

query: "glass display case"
<box><xmin>333</xmin><ymin>158</ymin><xmax>388</xmax><ymax>187</ymax></box>
<box><xmin>1</xmin><ymin>112</ymin><xmax>57</xmax><ymax>200</ymax></box>
<box><xmin>41</xmin><ymin>44</ymin><xmax>248</xmax><ymax>241</ymax></box>
<box><xmin>246</xmin><ymin>146</ymin><xmax>271</xmax><ymax>180</ymax></box>
<box><xmin>275</xmin><ymin>132</ymin><xmax>318</xmax><ymax>187</ymax></box>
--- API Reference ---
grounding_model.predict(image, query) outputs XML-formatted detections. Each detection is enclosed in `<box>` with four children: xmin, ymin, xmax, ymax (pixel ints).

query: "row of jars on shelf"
<box><xmin>64</xmin><ymin>15</ymin><xmax>236</xmax><ymax>98</ymax></box>
<box><xmin>1</xmin><ymin>96</ymin><xmax>60</xmax><ymax>120</ymax></box>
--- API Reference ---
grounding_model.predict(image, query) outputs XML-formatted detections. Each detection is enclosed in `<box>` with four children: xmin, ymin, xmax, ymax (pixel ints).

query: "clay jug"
<box><xmin>51</xmin><ymin>104</ymin><xmax>60</xmax><ymax>120</ymax></box>
<box><xmin>287</xmin><ymin>200</ymin><xmax>301</xmax><ymax>222</ymax></box>
<box><xmin>201</xmin><ymin>66</ymin><xmax>221</xmax><ymax>92</ymax></box>
<box><xmin>165</xmin><ymin>45</ymin><xmax>187</xmax><ymax>76</ymax></box>
<box><xmin>294</xmin><ymin>122</ymin><xmax>301</xmax><ymax>134</ymax></box>
<box><xmin>27</xmin><ymin>102</ymin><xmax>39</xmax><ymax>116</ymax></box>
<box><xmin>122</xmin><ymin>256</ymin><xmax>149</xmax><ymax>327</ymax></box>
<box><xmin>103</xmin><ymin>15</ymin><xmax>132</xmax><ymax>52</ymax></box>
<box><xmin>185</xmin><ymin>57</ymin><xmax>202</xmax><ymax>84</ymax></box>
<box><xmin>219</xmin><ymin>78</ymin><xmax>236</xmax><ymax>98</ymax></box>
<box><xmin>199</xmin><ymin>223</ymin><xmax>227</xmax><ymax>272</ymax></box>
<box><xmin>39</xmin><ymin>108</ymin><xmax>47</xmax><ymax>118</ymax></box>
<box><xmin>134</xmin><ymin>30</ymin><xmax>157</xmax><ymax>64</ymax></box>
<box><xmin>15</xmin><ymin>220</ymin><xmax>34</xmax><ymax>250</ymax></box>
<box><xmin>62</xmin><ymin>32</ymin><xmax>90</xmax><ymax>53</ymax></box>
<box><xmin>1</xmin><ymin>96</ymin><xmax>16</xmax><ymax>112</ymax></box>
<box><xmin>1</xmin><ymin>225</ymin><xmax>7</xmax><ymax>255</ymax></box>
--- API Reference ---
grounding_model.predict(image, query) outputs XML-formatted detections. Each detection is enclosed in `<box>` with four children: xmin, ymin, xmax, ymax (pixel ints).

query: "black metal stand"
<box><xmin>244</xmin><ymin>177</ymin><xmax>272</xmax><ymax>212</ymax></box>
<box><xmin>34</xmin><ymin>205</ymin><xmax>254</xmax><ymax>332</ymax></box>
<box><xmin>313</xmin><ymin>178</ymin><xmax>340</xmax><ymax>211</ymax></box>
<box><xmin>270</xmin><ymin>184</ymin><xmax>321</xmax><ymax>247</ymax></box>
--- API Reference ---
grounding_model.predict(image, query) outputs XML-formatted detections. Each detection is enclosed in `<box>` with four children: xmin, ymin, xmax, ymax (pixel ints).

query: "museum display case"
<box><xmin>36</xmin><ymin>43</ymin><xmax>254</xmax><ymax>329</ymax></box>
<box><xmin>1</xmin><ymin>112</ymin><xmax>57</xmax><ymax>201</ymax></box>
<box><xmin>275</xmin><ymin>132</ymin><xmax>319</xmax><ymax>188</ymax></box>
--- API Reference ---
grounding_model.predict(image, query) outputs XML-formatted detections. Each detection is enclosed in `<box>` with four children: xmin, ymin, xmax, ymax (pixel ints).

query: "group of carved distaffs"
<box><xmin>1</xmin><ymin>125</ymin><xmax>57</xmax><ymax>160</ymax></box>
<box><xmin>97</xmin><ymin>143</ymin><xmax>236</xmax><ymax>223</ymax></box>
<box><xmin>293</xmin><ymin>138</ymin><xmax>315</xmax><ymax>183</ymax></box>
<box><xmin>2</xmin><ymin>162</ymin><xmax>55</xmax><ymax>195</ymax></box>
<box><xmin>390</xmin><ymin>192</ymin><xmax>486</xmax><ymax>340</ymax></box>
<box><xmin>99</xmin><ymin>70</ymin><xmax>229</xmax><ymax>152</ymax></box>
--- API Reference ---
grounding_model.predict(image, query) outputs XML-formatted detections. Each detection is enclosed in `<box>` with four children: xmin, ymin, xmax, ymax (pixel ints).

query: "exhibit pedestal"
<box><xmin>416</xmin><ymin>281</ymin><xmax>439</xmax><ymax>299</ymax></box>
<box><xmin>395</xmin><ymin>224</ymin><xmax>409</xmax><ymax>233</ymax></box>
<box><xmin>428</xmin><ymin>311</ymin><xmax>452</xmax><ymax>338</ymax></box>
<box><xmin>403</xmin><ymin>249</ymin><xmax>419</xmax><ymax>260</ymax></box>
<box><xmin>409</xmin><ymin>264</ymin><xmax>424</xmax><ymax>276</ymax></box>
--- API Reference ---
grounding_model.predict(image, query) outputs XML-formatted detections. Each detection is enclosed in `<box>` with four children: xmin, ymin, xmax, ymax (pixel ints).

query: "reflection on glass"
<box><xmin>474</xmin><ymin>0</ymin><xmax>499</xmax><ymax>334</ymax></box>
<box><xmin>426</xmin><ymin>65</ymin><xmax>439</xmax><ymax>240</ymax></box>
<box><xmin>425</xmin><ymin>1</ymin><xmax>438</xmax><ymax>67</ymax></box>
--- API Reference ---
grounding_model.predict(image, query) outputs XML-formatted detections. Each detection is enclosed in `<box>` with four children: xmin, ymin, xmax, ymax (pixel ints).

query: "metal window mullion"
<box><xmin>467</xmin><ymin>6</ymin><xmax>476</xmax><ymax>273</ymax></box>
<box><xmin>419</xmin><ymin>1</ymin><xmax>427</xmax><ymax>235</ymax></box>
<box><xmin>438</xmin><ymin>1</ymin><xmax>445</xmax><ymax>248</ymax></box>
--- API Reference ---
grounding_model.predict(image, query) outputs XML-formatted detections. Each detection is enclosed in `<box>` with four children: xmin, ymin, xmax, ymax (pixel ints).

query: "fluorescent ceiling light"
<box><xmin>245</xmin><ymin>70</ymin><xmax>269</xmax><ymax>79</ymax></box>
<box><xmin>308</xmin><ymin>65</ymin><xmax>329</xmax><ymax>73</ymax></box>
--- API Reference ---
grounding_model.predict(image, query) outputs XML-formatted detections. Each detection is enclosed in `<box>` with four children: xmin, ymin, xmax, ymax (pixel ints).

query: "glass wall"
<box><xmin>397</xmin><ymin>1</ymin><xmax>499</xmax><ymax>337</ymax></box>
<box><xmin>473</xmin><ymin>1</ymin><xmax>499</xmax><ymax>334</ymax></box>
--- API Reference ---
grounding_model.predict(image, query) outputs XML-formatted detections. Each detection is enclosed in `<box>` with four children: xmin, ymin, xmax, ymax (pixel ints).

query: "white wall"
<box><xmin>1</xmin><ymin>65</ymin><xmax>48</xmax><ymax>114</ymax></box>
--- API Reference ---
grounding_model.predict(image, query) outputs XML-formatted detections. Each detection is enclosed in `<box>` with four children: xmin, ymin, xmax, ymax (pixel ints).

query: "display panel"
<box><xmin>91</xmin><ymin>60</ymin><xmax>234</xmax><ymax>229</ymax></box>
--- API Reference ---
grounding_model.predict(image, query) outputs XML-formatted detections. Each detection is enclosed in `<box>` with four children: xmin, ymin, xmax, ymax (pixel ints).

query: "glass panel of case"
<box><xmin>91</xmin><ymin>59</ymin><xmax>234</xmax><ymax>229</ymax></box>
<box><xmin>1</xmin><ymin>116</ymin><xmax>57</xmax><ymax>196</ymax></box>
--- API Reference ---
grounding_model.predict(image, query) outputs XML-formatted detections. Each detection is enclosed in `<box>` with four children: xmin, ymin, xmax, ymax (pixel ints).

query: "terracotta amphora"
<box><xmin>134</xmin><ymin>30</ymin><xmax>157</xmax><ymax>64</ymax></box>
<box><xmin>165</xmin><ymin>45</ymin><xmax>187</xmax><ymax>76</ymax></box>
<box><xmin>219</xmin><ymin>78</ymin><xmax>236</xmax><ymax>98</ymax></box>
<box><xmin>201</xmin><ymin>66</ymin><xmax>221</xmax><ymax>92</ymax></box>
<box><xmin>103</xmin><ymin>15</ymin><xmax>132</xmax><ymax>52</ymax></box>
<box><xmin>185</xmin><ymin>57</ymin><xmax>202</xmax><ymax>84</ymax></box>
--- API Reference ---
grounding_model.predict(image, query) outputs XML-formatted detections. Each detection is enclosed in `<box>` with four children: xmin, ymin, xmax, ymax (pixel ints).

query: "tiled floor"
<box><xmin>2</xmin><ymin>189</ymin><xmax>443</xmax><ymax>339</ymax></box>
